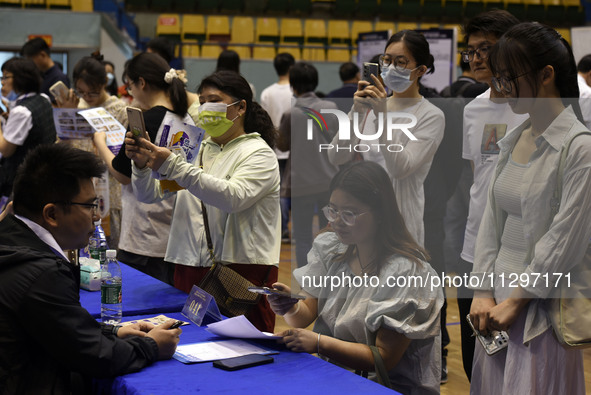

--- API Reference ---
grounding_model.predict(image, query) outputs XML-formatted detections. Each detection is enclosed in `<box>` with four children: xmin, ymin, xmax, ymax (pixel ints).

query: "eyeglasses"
<box><xmin>379</xmin><ymin>55</ymin><xmax>410</xmax><ymax>72</ymax></box>
<box><xmin>491</xmin><ymin>70</ymin><xmax>532</xmax><ymax>94</ymax></box>
<box><xmin>74</xmin><ymin>89</ymin><xmax>101</xmax><ymax>99</ymax></box>
<box><xmin>0</xmin><ymin>75</ymin><xmax>13</xmax><ymax>81</ymax></box>
<box><xmin>56</xmin><ymin>199</ymin><xmax>99</xmax><ymax>215</ymax></box>
<box><xmin>322</xmin><ymin>205</ymin><xmax>369</xmax><ymax>227</ymax></box>
<box><xmin>461</xmin><ymin>46</ymin><xmax>492</xmax><ymax>63</ymax></box>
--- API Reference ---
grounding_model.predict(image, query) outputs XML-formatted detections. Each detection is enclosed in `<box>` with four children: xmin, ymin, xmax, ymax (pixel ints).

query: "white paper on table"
<box><xmin>205</xmin><ymin>315</ymin><xmax>281</xmax><ymax>339</ymax></box>
<box><xmin>173</xmin><ymin>339</ymin><xmax>277</xmax><ymax>363</ymax></box>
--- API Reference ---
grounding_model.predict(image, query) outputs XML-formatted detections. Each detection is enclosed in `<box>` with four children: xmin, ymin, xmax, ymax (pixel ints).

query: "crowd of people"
<box><xmin>1</xmin><ymin>10</ymin><xmax>591</xmax><ymax>394</ymax></box>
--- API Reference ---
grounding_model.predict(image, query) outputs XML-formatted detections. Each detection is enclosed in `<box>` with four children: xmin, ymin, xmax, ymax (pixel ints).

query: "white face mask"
<box><xmin>380</xmin><ymin>66</ymin><xmax>417</xmax><ymax>93</ymax></box>
<box><xmin>106</xmin><ymin>72</ymin><xmax>115</xmax><ymax>86</ymax></box>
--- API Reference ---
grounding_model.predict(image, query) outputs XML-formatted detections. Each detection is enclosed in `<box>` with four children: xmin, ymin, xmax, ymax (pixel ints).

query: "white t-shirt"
<box><xmin>260</xmin><ymin>82</ymin><xmax>292</xmax><ymax>160</ymax></box>
<box><xmin>577</xmin><ymin>74</ymin><xmax>591</xmax><ymax>129</ymax></box>
<box><xmin>460</xmin><ymin>89</ymin><xmax>528</xmax><ymax>263</ymax></box>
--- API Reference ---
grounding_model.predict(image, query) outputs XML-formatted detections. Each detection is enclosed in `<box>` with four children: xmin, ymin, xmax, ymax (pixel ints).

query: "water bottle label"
<box><xmin>101</xmin><ymin>284</ymin><xmax>122</xmax><ymax>304</ymax></box>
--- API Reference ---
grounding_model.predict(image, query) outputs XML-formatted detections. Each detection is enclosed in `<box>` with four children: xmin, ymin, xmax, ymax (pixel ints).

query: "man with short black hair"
<box><xmin>0</xmin><ymin>144</ymin><xmax>181</xmax><ymax>393</ymax></box>
<box><xmin>21</xmin><ymin>37</ymin><xmax>70</xmax><ymax>103</ymax></box>
<box><xmin>326</xmin><ymin>62</ymin><xmax>360</xmax><ymax>113</ymax></box>
<box><xmin>278</xmin><ymin>62</ymin><xmax>339</xmax><ymax>267</ymax></box>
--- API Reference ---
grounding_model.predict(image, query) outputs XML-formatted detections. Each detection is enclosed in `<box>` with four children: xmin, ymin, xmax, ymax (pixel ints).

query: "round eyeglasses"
<box><xmin>491</xmin><ymin>70</ymin><xmax>532</xmax><ymax>94</ymax></box>
<box><xmin>322</xmin><ymin>205</ymin><xmax>369</xmax><ymax>227</ymax></box>
<box><xmin>74</xmin><ymin>90</ymin><xmax>102</xmax><ymax>99</ymax></box>
<box><xmin>379</xmin><ymin>55</ymin><xmax>410</xmax><ymax>72</ymax></box>
<box><xmin>460</xmin><ymin>46</ymin><xmax>491</xmax><ymax>63</ymax></box>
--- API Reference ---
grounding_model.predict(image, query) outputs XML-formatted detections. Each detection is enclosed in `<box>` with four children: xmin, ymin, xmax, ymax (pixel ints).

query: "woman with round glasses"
<box><xmin>468</xmin><ymin>23</ymin><xmax>591</xmax><ymax>394</ymax></box>
<box><xmin>328</xmin><ymin>30</ymin><xmax>444</xmax><ymax>247</ymax></box>
<box><xmin>268</xmin><ymin>161</ymin><xmax>443</xmax><ymax>393</ymax></box>
<box><xmin>58</xmin><ymin>52</ymin><xmax>128</xmax><ymax>248</ymax></box>
<box><xmin>0</xmin><ymin>57</ymin><xmax>56</xmax><ymax>203</ymax></box>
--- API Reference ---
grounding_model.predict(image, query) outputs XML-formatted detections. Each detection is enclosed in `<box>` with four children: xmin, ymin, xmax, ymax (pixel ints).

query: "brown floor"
<box><xmin>274</xmin><ymin>241</ymin><xmax>591</xmax><ymax>394</ymax></box>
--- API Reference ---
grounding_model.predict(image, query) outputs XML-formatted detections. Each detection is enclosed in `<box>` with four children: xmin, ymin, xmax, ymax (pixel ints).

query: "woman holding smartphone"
<box><xmin>125</xmin><ymin>71</ymin><xmax>281</xmax><ymax>332</ymax></box>
<box><xmin>469</xmin><ymin>23</ymin><xmax>591</xmax><ymax>394</ymax></box>
<box><xmin>101</xmin><ymin>52</ymin><xmax>191</xmax><ymax>285</ymax></box>
<box><xmin>268</xmin><ymin>161</ymin><xmax>443</xmax><ymax>393</ymax></box>
<box><xmin>328</xmin><ymin>30</ymin><xmax>444</xmax><ymax>247</ymax></box>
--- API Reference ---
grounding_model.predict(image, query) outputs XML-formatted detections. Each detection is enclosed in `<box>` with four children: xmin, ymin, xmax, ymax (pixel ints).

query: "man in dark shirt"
<box><xmin>21</xmin><ymin>37</ymin><xmax>70</xmax><ymax>104</ymax></box>
<box><xmin>326</xmin><ymin>62</ymin><xmax>360</xmax><ymax>113</ymax></box>
<box><xmin>0</xmin><ymin>144</ymin><xmax>181</xmax><ymax>394</ymax></box>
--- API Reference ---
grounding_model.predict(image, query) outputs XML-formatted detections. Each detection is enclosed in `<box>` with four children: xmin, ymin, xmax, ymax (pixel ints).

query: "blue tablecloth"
<box><xmin>94</xmin><ymin>312</ymin><xmax>397</xmax><ymax>394</ymax></box>
<box><xmin>80</xmin><ymin>263</ymin><xmax>188</xmax><ymax>318</ymax></box>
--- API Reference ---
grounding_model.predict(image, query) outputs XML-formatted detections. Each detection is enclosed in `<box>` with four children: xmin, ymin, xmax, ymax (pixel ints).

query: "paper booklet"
<box><xmin>53</xmin><ymin>107</ymin><xmax>126</xmax><ymax>155</ymax></box>
<box><xmin>173</xmin><ymin>339</ymin><xmax>278</xmax><ymax>364</ymax></box>
<box><xmin>205</xmin><ymin>315</ymin><xmax>281</xmax><ymax>340</ymax></box>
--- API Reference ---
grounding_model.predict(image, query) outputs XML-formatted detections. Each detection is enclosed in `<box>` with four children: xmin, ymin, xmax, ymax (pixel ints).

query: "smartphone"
<box><xmin>247</xmin><ymin>286</ymin><xmax>306</xmax><ymax>300</ymax></box>
<box><xmin>213</xmin><ymin>354</ymin><xmax>274</xmax><ymax>371</ymax></box>
<box><xmin>127</xmin><ymin>106</ymin><xmax>148</xmax><ymax>140</ymax></box>
<box><xmin>363</xmin><ymin>62</ymin><xmax>379</xmax><ymax>85</ymax></box>
<box><xmin>49</xmin><ymin>81</ymin><xmax>69</xmax><ymax>103</ymax></box>
<box><xmin>466</xmin><ymin>314</ymin><xmax>509</xmax><ymax>356</ymax></box>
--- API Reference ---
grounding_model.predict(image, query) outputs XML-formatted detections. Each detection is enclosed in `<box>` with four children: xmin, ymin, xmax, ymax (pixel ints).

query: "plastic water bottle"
<box><xmin>89</xmin><ymin>220</ymin><xmax>107</xmax><ymax>265</ymax></box>
<box><xmin>101</xmin><ymin>249</ymin><xmax>122</xmax><ymax>325</ymax></box>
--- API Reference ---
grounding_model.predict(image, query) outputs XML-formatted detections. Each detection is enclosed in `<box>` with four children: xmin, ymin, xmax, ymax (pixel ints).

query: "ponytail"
<box><xmin>245</xmin><ymin>101</ymin><xmax>276</xmax><ymax>148</ymax></box>
<box><xmin>168</xmin><ymin>78</ymin><xmax>188</xmax><ymax>117</ymax></box>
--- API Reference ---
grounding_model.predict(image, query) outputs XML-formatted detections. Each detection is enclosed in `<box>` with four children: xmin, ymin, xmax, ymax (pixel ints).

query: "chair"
<box><xmin>351</xmin><ymin>20</ymin><xmax>374</xmax><ymax>44</ymax></box>
<box><xmin>563</xmin><ymin>0</ymin><xmax>584</xmax><ymax>25</ymax></box>
<box><xmin>374</xmin><ymin>21</ymin><xmax>395</xmax><ymax>34</ymax></box>
<box><xmin>397</xmin><ymin>21</ymin><xmax>418</xmax><ymax>31</ymax></box>
<box><xmin>555</xmin><ymin>27</ymin><xmax>571</xmax><ymax>44</ymax></box>
<box><xmin>422</xmin><ymin>0</ymin><xmax>443</xmax><ymax>20</ymax></box>
<box><xmin>47</xmin><ymin>0</ymin><xmax>71</xmax><ymax>8</ymax></box>
<box><xmin>23</xmin><ymin>0</ymin><xmax>46</xmax><ymax>8</ymax></box>
<box><xmin>328</xmin><ymin>20</ymin><xmax>351</xmax><ymax>46</ymax></box>
<box><xmin>357</xmin><ymin>0</ymin><xmax>379</xmax><ymax>18</ymax></box>
<box><xmin>303</xmin><ymin>19</ymin><xmax>327</xmax><ymax>61</ymax></box>
<box><xmin>399</xmin><ymin>0</ymin><xmax>422</xmax><ymax>20</ymax></box>
<box><xmin>504</xmin><ymin>0</ymin><xmax>526</xmax><ymax>21</ymax></box>
<box><xmin>182</xmin><ymin>14</ymin><xmax>206</xmax><ymax>42</ymax></box>
<box><xmin>182</xmin><ymin>40</ymin><xmax>201</xmax><ymax>58</ymax></box>
<box><xmin>443</xmin><ymin>0</ymin><xmax>464</xmax><ymax>20</ymax></box>
<box><xmin>71</xmin><ymin>0</ymin><xmax>92</xmax><ymax>11</ymax></box>
<box><xmin>463</xmin><ymin>0</ymin><xmax>484</xmax><ymax>19</ymax></box>
<box><xmin>206</xmin><ymin>15</ymin><xmax>231</xmax><ymax>41</ymax></box>
<box><xmin>0</xmin><ymin>0</ymin><xmax>20</xmax><ymax>8</ymax></box>
<box><xmin>280</xmin><ymin>18</ymin><xmax>304</xmax><ymax>45</ymax></box>
<box><xmin>542</xmin><ymin>0</ymin><xmax>565</xmax><ymax>24</ymax></box>
<box><xmin>291</xmin><ymin>0</ymin><xmax>312</xmax><ymax>14</ymax></box>
<box><xmin>379</xmin><ymin>0</ymin><xmax>400</xmax><ymax>15</ymax></box>
<box><xmin>524</xmin><ymin>0</ymin><xmax>546</xmax><ymax>22</ymax></box>
<box><xmin>254</xmin><ymin>17</ymin><xmax>279</xmax><ymax>60</ymax></box>
<box><xmin>201</xmin><ymin>43</ymin><xmax>225</xmax><ymax>58</ymax></box>
<box><xmin>156</xmin><ymin>14</ymin><xmax>182</xmax><ymax>41</ymax></box>
<box><xmin>229</xmin><ymin>16</ymin><xmax>254</xmax><ymax>59</ymax></box>
<box><xmin>277</xmin><ymin>45</ymin><xmax>301</xmax><ymax>60</ymax></box>
<box><xmin>327</xmin><ymin>46</ymin><xmax>352</xmax><ymax>61</ymax></box>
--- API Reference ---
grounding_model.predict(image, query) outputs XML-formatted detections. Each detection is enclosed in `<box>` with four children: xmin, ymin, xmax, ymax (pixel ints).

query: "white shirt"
<box><xmin>14</xmin><ymin>214</ymin><xmax>68</xmax><ymax>261</ymax></box>
<box><xmin>461</xmin><ymin>89</ymin><xmax>528</xmax><ymax>263</ymax></box>
<box><xmin>328</xmin><ymin>98</ymin><xmax>444</xmax><ymax>247</ymax></box>
<box><xmin>260</xmin><ymin>82</ymin><xmax>292</xmax><ymax>160</ymax></box>
<box><xmin>132</xmin><ymin>133</ymin><xmax>281</xmax><ymax>267</ymax></box>
<box><xmin>2</xmin><ymin>93</ymin><xmax>38</xmax><ymax>146</ymax></box>
<box><xmin>577</xmin><ymin>74</ymin><xmax>591</xmax><ymax>129</ymax></box>
<box><xmin>472</xmin><ymin>106</ymin><xmax>591</xmax><ymax>342</ymax></box>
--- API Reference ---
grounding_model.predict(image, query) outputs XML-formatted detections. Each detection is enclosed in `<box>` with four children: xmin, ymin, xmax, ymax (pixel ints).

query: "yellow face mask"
<box><xmin>197</xmin><ymin>101</ymin><xmax>240</xmax><ymax>137</ymax></box>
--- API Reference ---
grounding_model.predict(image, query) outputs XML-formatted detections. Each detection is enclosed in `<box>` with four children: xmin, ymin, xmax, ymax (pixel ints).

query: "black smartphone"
<box><xmin>169</xmin><ymin>320</ymin><xmax>183</xmax><ymax>329</ymax></box>
<box><xmin>247</xmin><ymin>286</ymin><xmax>306</xmax><ymax>300</ymax></box>
<box><xmin>212</xmin><ymin>354</ymin><xmax>274</xmax><ymax>371</ymax></box>
<box><xmin>363</xmin><ymin>62</ymin><xmax>379</xmax><ymax>85</ymax></box>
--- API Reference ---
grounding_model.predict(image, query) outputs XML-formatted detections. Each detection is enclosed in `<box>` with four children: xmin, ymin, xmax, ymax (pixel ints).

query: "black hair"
<box><xmin>102</xmin><ymin>60</ymin><xmax>119</xmax><ymax>97</ymax></box>
<box><xmin>329</xmin><ymin>161</ymin><xmax>429</xmax><ymax>269</ymax></box>
<box><xmin>147</xmin><ymin>37</ymin><xmax>174</xmax><ymax>64</ymax></box>
<box><xmin>216</xmin><ymin>50</ymin><xmax>241</xmax><ymax>73</ymax></box>
<box><xmin>20</xmin><ymin>37</ymin><xmax>50</xmax><ymax>57</ymax></box>
<box><xmin>289</xmin><ymin>61</ymin><xmax>318</xmax><ymax>94</ymax></box>
<box><xmin>273</xmin><ymin>52</ymin><xmax>295</xmax><ymax>76</ymax></box>
<box><xmin>1</xmin><ymin>57</ymin><xmax>42</xmax><ymax>94</ymax></box>
<box><xmin>197</xmin><ymin>70</ymin><xmax>276</xmax><ymax>148</ymax></box>
<box><xmin>73</xmin><ymin>52</ymin><xmax>107</xmax><ymax>91</ymax></box>
<box><xmin>463</xmin><ymin>9</ymin><xmax>520</xmax><ymax>45</ymax></box>
<box><xmin>577</xmin><ymin>54</ymin><xmax>591</xmax><ymax>73</ymax></box>
<box><xmin>13</xmin><ymin>144</ymin><xmax>106</xmax><ymax>219</ymax></box>
<box><xmin>339</xmin><ymin>62</ymin><xmax>360</xmax><ymax>82</ymax></box>
<box><xmin>488</xmin><ymin>22</ymin><xmax>581</xmax><ymax>109</ymax></box>
<box><xmin>385</xmin><ymin>30</ymin><xmax>435</xmax><ymax>77</ymax></box>
<box><xmin>125</xmin><ymin>52</ymin><xmax>188</xmax><ymax>116</ymax></box>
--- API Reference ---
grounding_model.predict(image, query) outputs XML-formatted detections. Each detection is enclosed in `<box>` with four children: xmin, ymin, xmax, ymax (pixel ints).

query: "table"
<box><xmin>80</xmin><ymin>263</ymin><xmax>188</xmax><ymax>318</ymax></box>
<box><xmin>94</xmin><ymin>312</ymin><xmax>398</xmax><ymax>394</ymax></box>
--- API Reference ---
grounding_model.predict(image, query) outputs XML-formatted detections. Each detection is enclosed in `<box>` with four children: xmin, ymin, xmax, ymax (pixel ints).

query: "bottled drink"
<box><xmin>89</xmin><ymin>220</ymin><xmax>107</xmax><ymax>265</ymax></box>
<box><xmin>101</xmin><ymin>249</ymin><xmax>122</xmax><ymax>325</ymax></box>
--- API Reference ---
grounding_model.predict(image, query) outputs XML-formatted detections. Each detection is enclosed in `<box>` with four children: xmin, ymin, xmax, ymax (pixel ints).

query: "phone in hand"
<box><xmin>466</xmin><ymin>314</ymin><xmax>509</xmax><ymax>356</ymax></box>
<box><xmin>247</xmin><ymin>286</ymin><xmax>306</xmax><ymax>300</ymax></box>
<box><xmin>213</xmin><ymin>354</ymin><xmax>274</xmax><ymax>371</ymax></box>
<box><xmin>169</xmin><ymin>320</ymin><xmax>184</xmax><ymax>329</ymax></box>
<box><xmin>126</xmin><ymin>107</ymin><xmax>148</xmax><ymax>141</ymax></box>
<box><xmin>363</xmin><ymin>62</ymin><xmax>379</xmax><ymax>85</ymax></box>
<box><xmin>49</xmin><ymin>81</ymin><xmax>69</xmax><ymax>104</ymax></box>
